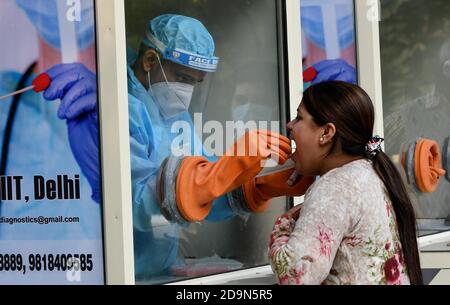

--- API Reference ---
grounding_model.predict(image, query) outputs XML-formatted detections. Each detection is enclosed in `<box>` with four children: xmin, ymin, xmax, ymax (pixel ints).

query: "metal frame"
<box><xmin>96</xmin><ymin>0</ymin><xmax>135</xmax><ymax>285</ymax></box>
<box><xmin>167</xmin><ymin>266</ymin><xmax>275</xmax><ymax>286</ymax></box>
<box><xmin>418</xmin><ymin>231</ymin><xmax>450</xmax><ymax>248</ymax></box>
<box><xmin>286</xmin><ymin>0</ymin><xmax>303</xmax><ymax>125</ymax></box>
<box><xmin>275</xmin><ymin>0</ymin><xmax>294</xmax><ymax>212</ymax></box>
<box><xmin>354</xmin><ymin>0</ymin><xmax>384</xmax><ymax>137</ymax></box>
<box><xmin>285</xmin><ymin>0</ymin><xmax>304</xmax><ymax>206</ymax></box>
<box><xmin>276</xmin><ymin>0</ymin><xmax>289</xmax><ymax>139</ymax></box>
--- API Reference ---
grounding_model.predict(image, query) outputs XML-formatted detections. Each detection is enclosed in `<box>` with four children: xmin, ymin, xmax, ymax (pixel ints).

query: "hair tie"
<box><xmin>365</xmin><ymin>136</ymin><xmax>384</xmax><ymax>159</ymax></box>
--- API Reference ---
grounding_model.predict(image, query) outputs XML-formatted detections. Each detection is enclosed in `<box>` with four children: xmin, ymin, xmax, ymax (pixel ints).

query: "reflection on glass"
<box><xmin>301</xmin><ymin>0</ymin><xmax>357</xmax><ymax>88</ymax></box>
<box><xmin>125</xmin><ymin>0</ymin><xmax>284</xmax><ymax>284</ymax></box>
<box><xmin>379</xmin><ymin>0</ymin><xmax>450</xmax><ymax>238</ymax></box>
<box><xmin>230</xmin><ymin>62</ymin><xmax>276</xmax><ymax>123</ymax></box>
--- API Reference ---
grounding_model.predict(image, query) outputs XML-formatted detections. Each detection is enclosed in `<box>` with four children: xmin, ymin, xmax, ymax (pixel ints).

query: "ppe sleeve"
<box><xmin>206</xmin><ymin>194</ymin><xmax>236</xmax><ymax>222</ymax></box>
<box><xmin>269</xmin><ymin>180</ymin><xmax>353</xmax><ymax>285</ymax></box>
<box><xmin>128</xmin><ymin>95</ymin><xmax>163</xmax><ymax>232</ymax></box>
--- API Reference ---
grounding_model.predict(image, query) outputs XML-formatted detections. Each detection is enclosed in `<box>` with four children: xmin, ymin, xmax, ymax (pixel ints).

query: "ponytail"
<box><xmin>372</xmin><ymin>152</ymin><xmax>423</xmax><ymax>285</ymax></box>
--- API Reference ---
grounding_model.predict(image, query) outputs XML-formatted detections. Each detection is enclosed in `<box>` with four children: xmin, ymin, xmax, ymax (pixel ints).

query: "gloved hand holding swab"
<box><xmin>303</xmin><ymin>60</ymin><xmax>357</xmax><ymax>85</ymax></box>
<box><xmin>0</xmin><ymin>73</ymin><xmax>51</xmax><ymax>100</ymax></box>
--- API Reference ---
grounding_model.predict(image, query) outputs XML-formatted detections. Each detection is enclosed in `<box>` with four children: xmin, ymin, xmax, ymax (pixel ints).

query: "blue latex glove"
<box><xmin>312</xmin><ymin>59</ymin><xmax>357</xmax><ymax>85</ymax></box>
<box><xmin>43</xmin><ymin>63</ymin><xmax>101</xmax><ymax>203</ymax></box>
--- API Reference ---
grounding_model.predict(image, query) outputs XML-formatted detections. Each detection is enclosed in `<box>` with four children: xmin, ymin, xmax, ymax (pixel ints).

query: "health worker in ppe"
<box><xmin>43</xmin><ymin>13</ymin><xmax>314</xmax><ymax>280</ymax></box>
<box><xmin>0</xmin><ymin>0</ymin><xmax>101</xmax><ymax>243</ymax></box>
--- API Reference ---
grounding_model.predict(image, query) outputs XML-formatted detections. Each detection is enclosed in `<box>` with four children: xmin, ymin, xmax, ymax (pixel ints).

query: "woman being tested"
<box><xmin>266</xmin><ymin>81</ymin><xmax>422</xmax><ymax>285</ymax></box>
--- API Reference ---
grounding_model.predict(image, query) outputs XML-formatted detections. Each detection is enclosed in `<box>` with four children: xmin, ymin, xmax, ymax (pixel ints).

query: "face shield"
<box><xmin>145</xmin><ymin>31</ymin><xmax>219</xmax><ymax>120</ymax></box>
<box><xmin>145</xmin><ymin>28</ymin><xmax>219</xmax><ymax>73</ymax></box>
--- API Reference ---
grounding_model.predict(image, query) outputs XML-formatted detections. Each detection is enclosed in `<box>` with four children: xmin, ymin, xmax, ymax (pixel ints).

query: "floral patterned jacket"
<box><xmin>269</xmin><ymin>159</ymin><xmax>411</xmax><ymax>285</ymax></box>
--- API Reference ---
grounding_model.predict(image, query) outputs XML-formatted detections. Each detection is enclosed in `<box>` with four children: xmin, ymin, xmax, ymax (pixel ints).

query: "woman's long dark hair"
<box><xmin>302</xmin><ymin>81</ymin><xmax>422</xmax><ymax>285</ymax></box>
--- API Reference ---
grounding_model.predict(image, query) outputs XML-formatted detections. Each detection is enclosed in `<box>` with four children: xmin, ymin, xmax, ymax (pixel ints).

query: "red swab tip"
<box><xmin>32</xmin><ymin>73</ymin><xmax>51</xmax><ymax>93</ymax></box>
<box><xmin>303</xmin><ymin>67</ymin><xmax>318</xmax><ymax>83</ymax></box>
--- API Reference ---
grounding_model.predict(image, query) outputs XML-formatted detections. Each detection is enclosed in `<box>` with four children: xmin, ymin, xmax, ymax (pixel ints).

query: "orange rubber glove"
<box><xmin>240</xmin><ymin>169</ymin><xmax>315</xmax><ymax>213</ymax></box>
<box><xmin>414</xmin><ymin>139</ymin><xmax>446</xmax><ymax>193</ymax></box>
<box><xmin>175</xmin><ymin>130</ymin><xmax>292</xmax><ymax>222</ymax></box>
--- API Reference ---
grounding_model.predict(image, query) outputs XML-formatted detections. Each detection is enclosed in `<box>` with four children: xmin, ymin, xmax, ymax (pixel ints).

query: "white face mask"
<box><xmin>148</xmin><ymin>56</ymin><xmax>195</xmax><ymax>120</ymax></box>
<box><xmin>150</xmin><ymin>82</ymin><xmax>194</xmax><ymax>119</ymax></box>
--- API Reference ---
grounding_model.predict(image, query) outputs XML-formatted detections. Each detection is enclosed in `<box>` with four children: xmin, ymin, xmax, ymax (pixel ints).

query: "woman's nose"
<box><xmin>286</xmin><ymin>121</ymin><xmax>294</xmax><ymax>139</ymax></box>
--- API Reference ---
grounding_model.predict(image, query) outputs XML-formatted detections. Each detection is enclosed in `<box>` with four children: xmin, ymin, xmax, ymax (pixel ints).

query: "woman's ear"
<box><xmin>320</xmin><ymin>123</ymin><xmax>337</xmax><ymax>145</ymax></box>
<box><xmin>142</xmin><ymin>49</ymin><xmax>159</xmax><ymax>72</ymax></box>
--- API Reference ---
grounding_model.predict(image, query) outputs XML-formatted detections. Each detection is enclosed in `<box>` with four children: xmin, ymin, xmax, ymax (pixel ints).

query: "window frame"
<box><xmin>96</xmin><ymin>0</ymin><xmax>135</xmax><ymax>285</ymax></box>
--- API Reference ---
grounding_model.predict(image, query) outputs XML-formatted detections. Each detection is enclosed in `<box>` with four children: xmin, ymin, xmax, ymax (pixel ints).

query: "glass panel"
<box><xmin>125</xmin><ymin>0</ymin><xmax>286</xmax><ymax>284</ymax></box>
<box><xmin>0</xmin><ymin>0</ymin><xmax>104</xmax><ymax>284</ymax></box>
<box><xmin>379</xmin><ymin>0</ymin><xmax>450</xmax><ymax>238</ymax></box>
<box><xmin>301</xmin><ymin>0</ymin><xmax>358</xmax><ymax>88</ymax></box>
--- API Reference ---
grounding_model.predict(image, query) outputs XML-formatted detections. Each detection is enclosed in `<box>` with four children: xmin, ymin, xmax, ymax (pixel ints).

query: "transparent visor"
<box><xmin>147</xmin><ymin>49</ymin><xmax>216</xmax><ymax>123</ymax></box>
<box><xmin>145</xmin><ymin>30</ymin><xmax>219</xmax><ymax>73</ymax></box>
